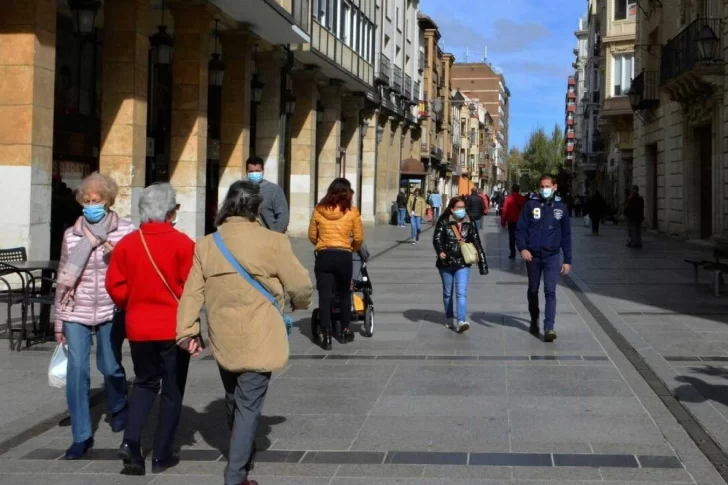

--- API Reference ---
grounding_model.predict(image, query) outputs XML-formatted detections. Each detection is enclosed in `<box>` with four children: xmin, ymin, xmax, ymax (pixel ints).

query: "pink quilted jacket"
<box><xmin>54</xmin><ymin>214</ymin><xmax>136</xmax><ymax>333</ymax></box>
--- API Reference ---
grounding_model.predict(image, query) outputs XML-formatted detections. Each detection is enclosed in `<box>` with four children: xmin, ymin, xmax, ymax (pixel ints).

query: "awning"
<box><xmin>400</xmin><ymin>158</ymin><xmax>427</xmax><ymax>175</ymax></box>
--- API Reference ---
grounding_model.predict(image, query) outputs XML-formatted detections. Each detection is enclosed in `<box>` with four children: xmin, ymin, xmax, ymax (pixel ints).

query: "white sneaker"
<box><xmin>457</xmin><ymin>321</ymin><xmax>470</xmax><ymax>333</ymax></box>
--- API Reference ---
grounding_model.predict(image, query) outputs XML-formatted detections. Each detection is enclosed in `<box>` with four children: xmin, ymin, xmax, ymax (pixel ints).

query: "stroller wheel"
<box><xmin>311</xmin><ymin>309</ymin><xmax>321</xmax><ymax>341</ymax></box>
<box><xmin>363</xmin><ymin>305</ymin><xmax>374</xmax><ymax>337</ymax></box>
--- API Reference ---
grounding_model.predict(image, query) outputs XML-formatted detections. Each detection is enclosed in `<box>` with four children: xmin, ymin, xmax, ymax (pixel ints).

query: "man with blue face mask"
<box><xmin>515</xmin><ymin>174</ymin><xmax>572</xmax><ymax>342</ymax></box>
<box><xmin>246</xmin><ymin>156</ymin><xmax>289</xmax><ymax>233</ymax></box>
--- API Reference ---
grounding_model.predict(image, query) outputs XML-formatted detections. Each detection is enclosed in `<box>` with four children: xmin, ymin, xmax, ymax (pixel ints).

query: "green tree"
<box><xmin>520</xmin><ymin>124</ymin><xmax>565</xmax><ymax>190</ymax></box>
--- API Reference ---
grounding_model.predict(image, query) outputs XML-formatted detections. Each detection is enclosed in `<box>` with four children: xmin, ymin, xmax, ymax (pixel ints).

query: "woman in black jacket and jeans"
<box><xmin>433</xmin><ymin>197</ymin><xmax>489</xmax><ymax>333</ymax></box>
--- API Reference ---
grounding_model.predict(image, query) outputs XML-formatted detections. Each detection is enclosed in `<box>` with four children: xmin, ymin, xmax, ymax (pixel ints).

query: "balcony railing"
<box><xmin>412</xmin><ymin>81</ymin><xmax>420</xmax><ymax>104</ymax></box>
<box><xmin>593</xmin><ymin>39</ymin><xmax>601</xmax><ymax>57</ymax></box>
<box><xmin>629</xmin><ymin>70</ymin><xmax>660</xmax><ymax>111</ymax></box>
<box><xmin>419</xmin><ymin>52</ymin><xmax>425</xmax><ymax>72</ymax></box>
<box><xmin>392</xmin><ymin>65</ymin><xmax>403</xmax><ymax>93</ymax></box>
<box><xmin>378</xmin><ymin>54</ymin><xmax>391</xmax><ymax>85</ymax></box>
<box><xmin>661</xmin><ymin>18</ymin><xmax>723</xmax><ymax>86</ymax></box>
<box><xmin>591</xmin><ymin>90</ymin><xmax>600</xmax><ymax>103</ymax></box>
<box><xmin>403</xmin><ymin>73</ymin><xmax>412</xmax><ymax>100</ymax></box>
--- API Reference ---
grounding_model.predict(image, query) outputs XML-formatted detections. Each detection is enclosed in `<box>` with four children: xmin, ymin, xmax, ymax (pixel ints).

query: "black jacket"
<box><xmin>466</xmin><ymin>195</ymin><xmax>485</xmax><ymax>219</ymax></box>
<box><xmin>625</xmin><ymin>195</ymin><xmax>644</xmax><ymax>223</ymax></box>
<box><xmin>433</xmin><ymin>215</ymin><xmax>488</xmax><ymax>274</ymax></box>
<box><xmin>396</xmin><ymin>192</ymin><xmax>407</xmax><ymax>208</ymax></box>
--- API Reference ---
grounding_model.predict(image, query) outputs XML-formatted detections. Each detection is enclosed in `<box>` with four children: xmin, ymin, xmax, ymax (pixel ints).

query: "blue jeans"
<box><xmin>432</xmin><ymin>207</ymin><xmax>441</xmax><ymax>222</ymax></box>
<box><xmin>64</xmin><ymin>320</ymin><xmax>128</xmax><ymax>443</ymax></box>
<box><xmin>398</xmin><ymin>208</ymin><xmax>406</xmax><ymax>226</ymax></box>
<box><xmin>526</xmin><ymin>254</ymin><xmax>560</xmax><ymax>332</ymax></box>
<box><xmin>439</xmin><ymin>267</ymin><xmax>470</xmax><ymax>322</ymax></box>
<box><xmin>410</xmin><ymin>216</ymin><xmax>422</xmax><ymax>240</ymax></box>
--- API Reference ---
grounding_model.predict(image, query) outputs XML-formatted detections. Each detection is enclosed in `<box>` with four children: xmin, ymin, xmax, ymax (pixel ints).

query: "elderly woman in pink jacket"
<box><xmin>54</xmin><ymin>172</ymin><xmax>135</xmax><ymax>460</ymax></box>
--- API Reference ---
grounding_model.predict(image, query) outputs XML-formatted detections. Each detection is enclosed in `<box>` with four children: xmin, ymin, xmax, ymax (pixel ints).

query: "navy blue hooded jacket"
<box><xmin>515</xmin><ymin>193</ymin><xmax>572</xmax><ymax>264</ymax></box>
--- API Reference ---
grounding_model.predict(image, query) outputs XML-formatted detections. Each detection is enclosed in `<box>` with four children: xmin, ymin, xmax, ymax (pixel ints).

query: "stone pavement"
<box><xmin>0</xmin><ymin>216</ymin><xmax>727</xmax><ymax>484</ymax></box>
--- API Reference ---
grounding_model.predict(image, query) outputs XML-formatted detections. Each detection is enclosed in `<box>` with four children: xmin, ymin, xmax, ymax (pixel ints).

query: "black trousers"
<box><xmin>124</xmin><ymin>340</ymin><xmax>190</xmax><ymax>460</ymax></box>
<box><xmin>591</xmin><ymin>215</ymin><xmax>601</xmax><ymax>234</ymax></box>
<box><xmin>314</xmin><ymin>249</ymin><xmax>353</xmax><ymax>332</ymax></box>
<box><xmin>507</xmin><ymin>222</ymin><xmax>517</xmax><ymax>257</ymax></box>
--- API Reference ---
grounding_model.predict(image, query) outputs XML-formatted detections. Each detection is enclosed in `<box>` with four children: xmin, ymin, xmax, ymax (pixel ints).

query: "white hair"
<box><xmin>139</xmin><ymin>183</ymin><xmax>177</xmax><ymax>223</ymax></box>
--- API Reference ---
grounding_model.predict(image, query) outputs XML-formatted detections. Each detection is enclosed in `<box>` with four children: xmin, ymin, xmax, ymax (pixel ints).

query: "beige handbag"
<box><xmin>451</xmin><ymin>223</ymin><xmax>480</xmax><ymax>265</ymax></box>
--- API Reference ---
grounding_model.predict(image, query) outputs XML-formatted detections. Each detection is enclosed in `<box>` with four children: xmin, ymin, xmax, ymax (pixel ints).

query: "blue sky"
<box><xmin>418</xmin><ymin>0</ymin><xmax>586</xmax><ymax>149</ymax></box>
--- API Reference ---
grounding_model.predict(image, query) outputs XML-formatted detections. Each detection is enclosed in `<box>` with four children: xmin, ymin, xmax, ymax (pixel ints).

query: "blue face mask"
<box><xmin>248</xmin><ymin>172</ymin><xmax>264</xmax><ymax>184</ymax></box>
<box><xmin>539</xmin><ymin>188</ymin><xmax>554</xmax><ymax>199</ymax></box>
<box><xmin>453</xmin><ymin>209</ymin><xmax>467</xmax><ymax>219</ymax></box>
<box><xmin>83</xmin><ymin>204</ymin><xmax>106</xmax><ymax>223</ymax></box>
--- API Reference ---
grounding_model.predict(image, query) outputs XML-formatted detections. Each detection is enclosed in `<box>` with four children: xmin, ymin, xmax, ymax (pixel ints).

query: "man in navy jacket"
<box><xmin>515</xmin><ymin>175</ymin><xmax>572</xmax><ymax>342</ymax></box>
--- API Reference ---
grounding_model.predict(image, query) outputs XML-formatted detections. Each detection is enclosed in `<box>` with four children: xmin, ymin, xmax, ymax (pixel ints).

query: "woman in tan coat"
<box><xmin>308</xmin><ymin>178</ymin><xmax>364</xmax><ymax>350</ymax></box>
<box><xmin>177</xmin><ymin>180</ymin><xmax>312</xmax><ymax>485</ymax></box>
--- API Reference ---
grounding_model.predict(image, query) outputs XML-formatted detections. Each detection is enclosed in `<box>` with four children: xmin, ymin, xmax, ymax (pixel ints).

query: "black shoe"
<box><xmin>152</xmin><ymin>453</ymin><xmax>180</xmax><ymax>474</ymax></box>
<box><xmin>508</xmin><ymin>254</ymin><xmax>516</xmax><ymax>260</ymax></box>
<box><xmin>119</xmin><ymin>441</ymin><xmax>145</xmax><ymax>475</ymax></box>
<box><xmin>341</xmin><ymin>327</ymin><xmax>355</xmax><ymax>343</ymax></box>
<box><xmin>529</xmin><ymin>322</ymin><xmax>540</xmax><ymax>336</ymax></box>
<box><xmin>65</xmin><ymin>437</ymin><xmax>94</xmax><ymax>460</ymax></box>
<box><xmin>322</xmin><ymin>329</ymin><xmax>333</xmax><ymax>351</ymax></box>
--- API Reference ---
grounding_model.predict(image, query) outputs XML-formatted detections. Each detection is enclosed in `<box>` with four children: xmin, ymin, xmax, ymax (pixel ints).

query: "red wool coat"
<box><xmin>106</xmin><ymin>222</ymin><xmax>195</xmax><ymax>341</ymax></box>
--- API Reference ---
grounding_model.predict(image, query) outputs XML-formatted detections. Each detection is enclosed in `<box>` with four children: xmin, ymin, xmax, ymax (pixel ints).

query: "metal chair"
<box><xmin>0</xmin><ymin>247</ymin><xmax>29</xmax><ymax>351</ymax></box>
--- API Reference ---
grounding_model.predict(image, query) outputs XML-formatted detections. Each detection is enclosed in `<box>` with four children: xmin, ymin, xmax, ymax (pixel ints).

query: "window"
<box><xmin>384</xmin><ymin>0</ymin><xmax>390</xmax><ymax>19</ymax></box>
<box><xmin>612</xmin><ymin>53</ymin><xmax>634</xmax><ymax>96</ymax></box>
<box><xmin>614</xmin><ymin>0</ymin><xmax>636</xmax><ymax>20</ymax></box>
<box><xmin>461</xmin><ymin>118</ymin><xmax>466</xmax><ymax>133</ymax></box>
<box><xmin>351</xmin><ymin>9</ymin><xmax>357</xmax><ymax>49</ymax></box>
<box><xmin>340</xmin><ymin>2</ymin><xmax>349</xmax><ymax>41</ymax></box>
<box><xmin>396</xmin><ymin>7</ymin><xmax>401</xmax><ymax>32</ymax></box>
<box><xmin>313</xmin><ymin>0</ymin><xmax>320</xmax><ymax>19</ymax></box>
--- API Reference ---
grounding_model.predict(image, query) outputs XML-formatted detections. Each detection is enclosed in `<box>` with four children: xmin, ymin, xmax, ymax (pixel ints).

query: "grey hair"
<box><xmin>139</xmin><ymin>183</ymin><xmax>178</xmax><ymax>223</ymax></box>
<box><xmin>215</xmin><ymin>180</ymin><xmax>262</xmax><ymax>227</ymax></box>
<box><xmin>76</xmin><ymin>172</ymin><xmax>119</xmax><ymax>207</ymax></box>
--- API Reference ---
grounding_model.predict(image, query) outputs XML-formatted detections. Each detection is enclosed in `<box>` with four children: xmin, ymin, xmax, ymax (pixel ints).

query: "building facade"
<box><xmin>450</xmin><ymin>62</ymin><xmax>509</xmax><ymax>189</ymax></box>
<box><xmin>571</xmin><ymin>13</ymin><xmax>589</xmax><ymax>196</ymax></box>
<box><xmin>631</xmin><ymin>0</ymin><xmax>727</xmax><ymax>239</ymax></box>
<box><xmin>1</xmin><ymin>0</ymin><xmax>463</xmax><ymax>258</ymax></box>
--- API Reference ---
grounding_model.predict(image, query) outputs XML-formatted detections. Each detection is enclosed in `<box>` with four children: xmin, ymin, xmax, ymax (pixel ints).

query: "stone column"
<box><xmin>169</xmin><ymin>4</ymin><xmax>212</xmax><ymax>239</ymax></box>
<box><xmin>360</xmin><ymin>111</ymin><xmax>377</xmax><ymax>226</ymax></box>
<box><xmin>342</xmin><ymin>95</ymin><xmax>362</xmax><ymax>205</ymax></box>
<box><xmin>288</xmin><ymin>70</ymin><xmax>319</xmax><ymax>236</ymax></box>
<box><xmin>218</xmin><ymin>31</ymin><xmax>253</xmax><ymax>207</ymax></box>
<box><xmin>316</xmin><ymin>83</ymin><xmax>342</xmax><ymax>202</ymax></box>
<box><xmin>389</xmin><ymin>120</ymin><xmax>403</xmax><ymax>207</ymax></box>
<box><xmin>99</xmin><ymin>0</ymin><xmax>149</xmax><ymax>223</ymax></box>
<box><xmin>0</xmin><ymin>0</ymin><xmax>56</xmax><ymax>259</ymax></box>
<box><xmin>255</xmin><ymin>52</ymin><xmax>282</xmax><ymax>184</ymax></box>
<box><xmin>375</xmin><ymin>116</ymin><xmax>391</xmax><ymax>223</ymax></box>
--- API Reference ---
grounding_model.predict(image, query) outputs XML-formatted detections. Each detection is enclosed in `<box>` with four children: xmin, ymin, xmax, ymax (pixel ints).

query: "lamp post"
<box><xmin>696</xmin><ymin>24</ymin><xmax>720</xmax><ymax>62</ymax></box>
<box><xmin>208</xmin><ymin>20</ymin><xmax>225</xmax><ymax>87</ymax></box>
<box><xmin>284</xmin><ymin>90</ymin><xmax>296</xmax><ymax>117</ymax></box>
<box><xmin>68</xmin><ymin>0</ymin><xmax>100</xmax><ymax>36</ymax></box>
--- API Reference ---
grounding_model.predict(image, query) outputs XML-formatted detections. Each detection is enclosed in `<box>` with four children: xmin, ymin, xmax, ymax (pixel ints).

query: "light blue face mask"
<box><xmin>539</xmin><ymin>187</ymin><xmax>554</xmax><ymax>199</ymax></box>
<box><xmin>248</xmin><ymin>172</ymin><xmax>264</xmax><ymax>184</ymax></box>
<box><xmin>82</xmin><ymin>204</ymin><xmax>106</xmax><ymax>224</ymax></box>
<box><xmin>453</xmin><ymin>208</ymin><xmax>467</xmax><ymax>219</ymax></box>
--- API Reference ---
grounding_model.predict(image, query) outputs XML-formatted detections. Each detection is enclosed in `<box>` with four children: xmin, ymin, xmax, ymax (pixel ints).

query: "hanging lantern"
<box><xmin>68</xmin><ymin>0</ymin><xmax>100</xmax><ymax>36</ymax></box>
<box><xmin>696</xmin><ymin>24</ymin><xmax>720</xmax><ymax>62</ymax></box>
<box><xmin>150</xmin><ymin>25</ymin><xmax>174</xmax><ymax>65</ymax></box>
<box><xmin>208</xmin><ymin>54</ymin><xmax>225</xmax><ymax>87</ymax></box>
<box><xmin>285</xmin><ymin>89</ymin><xmax>296</xmax><ymax>116</ymax></box>
<box><xmin>251</xmin><ymin>74</ymin><xmax>265</xmax><ymax>104</ymax></box>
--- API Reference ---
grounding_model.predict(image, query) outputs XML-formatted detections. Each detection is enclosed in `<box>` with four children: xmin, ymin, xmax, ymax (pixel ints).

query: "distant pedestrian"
<box><xmin>433</xmin><ymin>197</ymin><xmax>488</xmax><ymax>333</ymax></box>
<box><xmin>177</xmin><ymin>180</ymin><xmax>312</xmax><ymax>485</ymax></box>
<box><xmin>564</xmin><ymin>192</ymin><xmax>573</xmax><ymax>217</ymax></box>
<box><xmin>573</xmin><ymin>195</ymin><xmax>583</xmax><ymax>217</ymax></box>
<box><xmin>407</xmin><ymin>188</ymin><xmax>427</xmax><ymax>244</ymax></box>
<box><xmin>588</xmin><ymin>191</ymin><xmax>607</xmax><ymax>235</ymax></box>
<box><xmin>308</xmin><ymin>178</ymin><xmax>365</xmax><ymax>348</ymax></box>
<box><xmin>625</xmin><ymin>185</ymin><xmax>645</xmax><ymax>248</ymax></box>
<box><xmin>396</xmin><ymin>188</ymin><xmax>408</xmax><ymax>227</ymax></box>
<box><xmin>54</xmin><ymin>172</ymin><xmax>132</xmax><ymax>460</ymax></box>
<box><xmin>501</xmin><ymin>184</ymin><xmax>528</xmax><ymax>259</ymax></box>
<box><xmin>106</xmin><ymin>183</ymin><xmax>194</xmax><ymax>476</ymax></box>
<box><xmin>516</xmin><ymin>174</ymin><xmax>572</xmax><ymax>343</ymax></box>
<box><xmin>246</xmin><ymin>156</ymin><xmax>289</xmax><ymax>233</ymax></box>
<box><xmin>466</xmin><ymin>188</ymin><xmax>485</xmax><ymax>230</ymax></box>
<box><xmin>428</xmin><ymin>189</ymin><xmax>443</xmax><ymax>223</ymax></box>
<box><xmin>479</xmin><ymin>190</ymin><xmax>490</xmax><ymax>215</ymax></box>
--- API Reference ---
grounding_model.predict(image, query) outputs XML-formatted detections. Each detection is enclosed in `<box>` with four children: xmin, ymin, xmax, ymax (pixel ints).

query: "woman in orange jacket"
<box><xmin>308</xmin><ymin>178</ymin><xmax>364</xmax><ymax>350</ymax></box>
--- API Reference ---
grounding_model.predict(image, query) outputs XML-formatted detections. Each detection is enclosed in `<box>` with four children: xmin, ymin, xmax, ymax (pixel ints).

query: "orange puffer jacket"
<box><xmin>308</xmin><ymin>205</ymin><xmax>364</xmax><ymax>253</ymax></box>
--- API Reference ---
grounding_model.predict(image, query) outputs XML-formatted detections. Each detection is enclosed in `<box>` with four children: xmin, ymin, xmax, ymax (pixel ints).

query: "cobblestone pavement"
<box><xmin>1</xmin><ymin>216</ymin><xmax>727</xmax><ymax>484</ymax></box>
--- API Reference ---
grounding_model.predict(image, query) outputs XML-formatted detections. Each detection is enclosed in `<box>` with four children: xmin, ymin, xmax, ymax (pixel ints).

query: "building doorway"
<box><xmin>696</xmin><ymin>125</ymin><xmax>713</xmax><ymax>238</ymax></box>
<box><xmin>645</xmin><ymin>144</ymin><xmax>658</xmax><ymax>230</ymax></box>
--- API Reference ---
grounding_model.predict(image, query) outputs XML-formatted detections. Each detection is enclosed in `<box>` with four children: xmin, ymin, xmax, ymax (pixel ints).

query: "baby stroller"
<box><xmin>311</xmin><ymin>243</ymin><xmax>374</xmax><ymax>338</ymax></box>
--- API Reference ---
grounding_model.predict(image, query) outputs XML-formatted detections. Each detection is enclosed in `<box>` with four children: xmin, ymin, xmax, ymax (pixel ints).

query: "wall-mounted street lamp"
<box><xmin>251</xmin><ymin>74</ymin><xmax>265</xmax><ymax>104</ymax></box>
<box><xmin>284</xmin><ymin>89</ymin><xmax>296</xmax><ymax>116</ymax></box>
<box><xmin>360</xmin><ymin>118</ymin><xmax>369</xmax><ymax>137</ymax></box>
<box><xmin>696</xmin><ymin>24</ymin><xmax>720</xmax><ymax>62</ymax></box>
<box><xmin>376</xmin><ymin>125</ymin><xmax>384</xmax><ymax>144</ymax></box>
<box><xmin>68</xmin><ymin>0</ymin><xmax>100</xmax><ymax>36</ymax></box>
<box><xmin>150</xmin><ymin>0</ymin><xmax>174</xmax><ymax>65</ymax></box>
<box><xmin>208</xmin><ymin>20</ymin><xmax>225</xmax><ymax>87</ymax></box>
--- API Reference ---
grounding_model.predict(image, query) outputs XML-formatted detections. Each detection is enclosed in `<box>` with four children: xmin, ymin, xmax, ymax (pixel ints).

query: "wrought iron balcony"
<box><xmin>661</xmin><ymin>18</ymin><xmax>723</xmax><ymax>87</ymax></box>
<box><xmin>412</xmin><ymin>81</ymin><xmax>420</xmax><ymax>104</ymax></box>
<box><xmin>392</xmin><ymin>65</ymin><xmax>403</xmax><ymax>93</ymax></box>
<box><xmin>377</xmin><ymin>54</ymin><xmax>391</xmax><ymax>85</ymax></box>
<box><xmin>403</xmin><ymin>74</ymin><xmax>412</xmax><ymax>100</ymax></box>
<box><xmin>628</xmin><ymin>70</ymin><xmax>660</xmax><ymax>111</ymax></box>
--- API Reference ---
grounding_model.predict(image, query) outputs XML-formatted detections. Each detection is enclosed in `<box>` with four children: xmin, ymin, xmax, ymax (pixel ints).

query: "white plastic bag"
<box><xmin>48</xmin><ymin>344</ymin><xmax>68</xmax><ymax>388</ymax></box>
<box><xmin>583</xmin><ymin>214</ymin><xmax>591</xmax><ymax>228</ymax></box>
